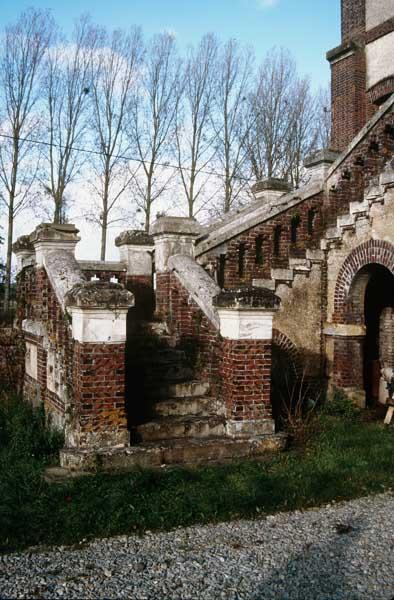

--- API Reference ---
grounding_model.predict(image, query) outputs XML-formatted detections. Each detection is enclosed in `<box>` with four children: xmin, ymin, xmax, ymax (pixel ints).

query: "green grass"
<box><xmin>0</xmin><ymin>392</ymin><xmax>393</xmax><ymax>554</ymax></box>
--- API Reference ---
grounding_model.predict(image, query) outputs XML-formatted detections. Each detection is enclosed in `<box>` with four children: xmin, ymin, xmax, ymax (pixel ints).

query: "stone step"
<box><xmin>60</xmin><ymin>433</ymin><xmax>288</xmax><ymax>471</ymax></box>
<box><xmin>270</xmin><ymin>268</ymin><xmax>294</xmax><ymax>283</ymax></box>
<box><xmin>337</xmin><ymin>213</ymin><xmax>355</xmax><ymax>230</ymax></box>
<box><xmin>154</xmin><ymin>396</ymin><xmax>225</xmax><ymax>418</ymax></box>
<box><xmin>252</xmin><ymin>278</ymin><xmax>276</xmax><ymax>291</ymax></box>
<box><xmin>288</xmin><ymin>258</ymin><xmax>311</xmax><ymax>273</ymax></box>
<box><xmin>135</xmin><ymin>415</ymin><xmax>226</xmax><ymax>442</ymax></box>
<box><xmin>152</xmin><ymin>380</ymin><xmax>211</xmax><ymax>399</ymax></box>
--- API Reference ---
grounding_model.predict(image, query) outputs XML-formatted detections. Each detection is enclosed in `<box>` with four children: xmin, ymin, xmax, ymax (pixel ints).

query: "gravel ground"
<box><xmin>1</xmin><ymin>492</ymin><xmax>394</xmax><ymax>600</ymax></box>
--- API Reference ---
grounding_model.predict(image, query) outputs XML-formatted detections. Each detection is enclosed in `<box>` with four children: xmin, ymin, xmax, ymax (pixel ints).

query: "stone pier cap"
<box><xmin>115</xmin><ymin>230</ymin><xmax>154</xmax><ymax>247</ymax></box>
<box><xmin>150</xmin><ymin>216</ymin><xmax>202</xmax><ymax>237</ymax></box>
<box><xmin>213</xmin><ymin>286</ymin><xmax>281</xmax><ymax>310</ymax></box>
<box><xmin>65</xmin><ymin>281</ymin><xmax>134</xmax><ymax>310</ymax></box>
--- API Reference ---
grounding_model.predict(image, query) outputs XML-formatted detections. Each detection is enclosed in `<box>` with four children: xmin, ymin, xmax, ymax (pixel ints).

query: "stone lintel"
<box><xmin>324</xmin><ymin>323</ymin><xmax>366</xmax><ymax>337</ymax></box>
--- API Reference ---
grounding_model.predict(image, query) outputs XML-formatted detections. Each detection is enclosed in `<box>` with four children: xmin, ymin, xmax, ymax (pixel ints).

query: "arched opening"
<box><xmin>362</xmin><ymin>265</ymin><xmax>394</xmax><ymax>405</ymax></box>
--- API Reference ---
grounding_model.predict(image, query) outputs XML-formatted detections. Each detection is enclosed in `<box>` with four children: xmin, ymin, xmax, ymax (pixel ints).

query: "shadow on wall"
<box><xmin>271</xmin><ymin>339</ymin><xmax>326</xmax><ymax>430</ymax></box>
<box><xmin>252</xmin><ymin>518</ymin><xmax>366</xmax><ymax>600</ymax></box>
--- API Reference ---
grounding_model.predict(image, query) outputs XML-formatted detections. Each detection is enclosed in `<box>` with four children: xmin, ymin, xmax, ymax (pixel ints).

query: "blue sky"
<box><xmin>1</xmin><ymin>0</ymin><xmax>340</xmax><ymax>89</ymax></box>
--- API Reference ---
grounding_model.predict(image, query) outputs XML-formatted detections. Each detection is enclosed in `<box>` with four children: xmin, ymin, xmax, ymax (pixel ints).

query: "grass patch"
<box><xmin>0</xmin><ymin>392</ymin><xmax>393</xmax><ymax>553</ymax></box>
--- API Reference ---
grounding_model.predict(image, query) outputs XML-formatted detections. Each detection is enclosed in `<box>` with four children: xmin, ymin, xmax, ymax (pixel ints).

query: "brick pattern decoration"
<box><xmin>72</xmin><ymin>341</ymin><xmax>128</xmax><ymax>447</ymax></box>
<box><xmin>333</xmin><ymin>240</ymin><xmax>394</xmax><ymax>323</ymax></box>
<box><xmin>341</xmin><ymin>0</ymin><xmax>365</xmax><ymax>42</ymax></box>
<box><xmin>272</xmin><ymin>329</ymin><xmax>301</xmax><ymax>376</ymax></box>
<box><xmin>221</xmin><ymin>339</ymin><xmax>273</xmax><ymax>423</ymax></box>
<box><xmin>368</xmin><ymin>77</ymin><xmax>394</xmax><ymax>106</ymax></box>
<box><xmin>202</xmin><ymin>193</ymin><xmax>324</xmax><ymax>288</ymax></box>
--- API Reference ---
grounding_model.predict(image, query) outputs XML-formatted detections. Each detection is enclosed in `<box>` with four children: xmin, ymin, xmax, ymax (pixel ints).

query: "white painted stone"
<box><xmin>324</xmin><ymin>323</ymin><xmax>366</xmax><ymax>338</ymax></box>
<box><xmin>366</xmin><ymin>32</ymin><xmax>394</xmax><ymax>90</ymax></box>
<box><xmin>118</xmin><ymin>244</ymin><xmax>154</xmax><ymax>276</ymax></box>
<box><xmin>366</xmin><ymin>0</ymin><xmax>394</xmax><ymax>31</ymax></box>
<box><xmin>25</xmin><ymin>341</ymin><xmax>38</xmax><ymax>380</ymax></box>
<box><xmin>90</xmin><ymin>275</ymin><xmax>100</xmax><ymax>282</ymax></box>
<box><xmin>217</xmin><ymin>308</ymin><xmax>275</xmax><ymax>341</ymax></box>
<box><xmin>154</xmin><ymin>234</ymin><xmax>196</xmax><ymax>272</ymax></box>
<box><xmin>14</xmin><ymin>250</ymin><xmax>35</xmax><ymax>273</ymax></box>
<box><xmin>70</xmin><ymin>307</ymin><xmax>129</xmax><ymax>343</ymax></box>
<box><xmin>34</xmin><ymin>240</ymin><xmax>78</xmax><ymax>267</ymax></box>
<box><xmin>46</xmin><ymin>346</ymin><xmax>65</xmax><ymax>399</ymax></box>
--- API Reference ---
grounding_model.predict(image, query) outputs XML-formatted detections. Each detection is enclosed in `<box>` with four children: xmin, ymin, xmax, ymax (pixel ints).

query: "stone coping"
<box><xmin>214</xmin><ymin>286</ymin><xmax>280</xmax><ymax>310</ymax></box>
<box><xmin>115</xmin><ymin>230</ymin><xmax>154</xmax><ymax>247</ymax></box>
<box><xmin>65</xmin><ymin>281</ymin><xmax>134</xmax><ymax>309</ymax></box>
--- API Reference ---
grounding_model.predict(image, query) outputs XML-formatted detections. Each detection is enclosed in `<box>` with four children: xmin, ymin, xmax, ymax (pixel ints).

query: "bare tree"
<box><xmin>88</xmin><ymin>26</ymin><xmax>143</xmax><ymax>260</ymax></box>
<box><xmin>315</xmin><ymin>85</ymin><xmax>331</xmax><ymax>149</ymax></box>
<box><xmin>175</xmin><ymin>34</ymin><xmax>218</xmax><ymax>218</ymax></box>
<box><xmin>42</xmin><ymin>15</ymin><xmax>96</xmax><ymax>224</ymax></box>
<box><xmin>0</xmin><ymin>8</ymin><xmax>52</xmax><ymax>311</ymax></box>
<box><xmin>213</xmin><ymin>39</ymin><xmax>254</xmax><ymax>214</ymax></box>
<box><xmin>246</xmin><ymin>47</ymin><xmax>296</xmax><ymax>182</ymax></box>
<box><xmin>286</xmin><ymin>77</ymin><xmax>319</xmax><ymax>188</ymax></box>
<box><xmin>129</xmin><ymin>32</ymin><xmax>180</xmax><ymax>231</ymax></box>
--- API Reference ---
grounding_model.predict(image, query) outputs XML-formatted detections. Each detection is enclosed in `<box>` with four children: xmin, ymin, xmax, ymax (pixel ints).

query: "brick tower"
<box><xmin>328</xmin><ymin>0</ymin><xmax>394</xmax><ymax>152</ymax></box>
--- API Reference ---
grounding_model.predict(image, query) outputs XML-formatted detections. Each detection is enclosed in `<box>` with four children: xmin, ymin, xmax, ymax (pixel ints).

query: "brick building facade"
<box><xmin>8</xmin><ymin>0</ymin><xmax>394</xmax><ymax>470</ymax></box>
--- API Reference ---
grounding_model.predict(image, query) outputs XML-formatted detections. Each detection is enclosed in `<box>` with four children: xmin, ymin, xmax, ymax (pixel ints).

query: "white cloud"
<box><xmin>256</xmin><ymin>0</ymin><xmax>279</xmax><ymax>8</ymax></box>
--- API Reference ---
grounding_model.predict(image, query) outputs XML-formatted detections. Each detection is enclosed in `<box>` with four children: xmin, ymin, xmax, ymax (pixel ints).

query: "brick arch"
<box><xmin>272</xmin><ymin>329</ymin><xmax>301</xmax><ymax>377</ymax></box>
<box><xmin>333</xmin><ymin>240</ymin><xmax>394</xmax><ymax>323</ymax></box>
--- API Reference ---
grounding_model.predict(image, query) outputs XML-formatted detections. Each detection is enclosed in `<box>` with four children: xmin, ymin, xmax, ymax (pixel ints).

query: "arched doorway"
<box><xmin>362</xmin><ymin>265</ymin><xmax>394</xmax><ymax>404</ymax></box>
<box><xmin>331</xmin><ymin>240</ymin><xmax>394</xmax><ymax>406</ymax></box>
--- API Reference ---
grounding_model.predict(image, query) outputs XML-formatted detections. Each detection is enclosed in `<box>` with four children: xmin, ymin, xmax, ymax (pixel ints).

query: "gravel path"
<box><xmin>1</xmin><ymin>492</ymin><xmax>393</xmax><ymax>600</ymax></box>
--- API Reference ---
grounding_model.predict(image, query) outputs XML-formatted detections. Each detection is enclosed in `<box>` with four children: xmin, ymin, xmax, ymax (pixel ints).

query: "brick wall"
<box><xmin>0</xmin><ymin>327</ymin><xmax>24</xmax><ymax>392</ymax></box>
<box><xmin>202</xmin><ymin>193</ymin><xmax>324</xmax><ymax>288</ymax></box>
<box><xmin>72</xmin><ymin>341</ymin><xmax>128</xmax><ymax>448</ymax></box>
<box><xmin>221</xmin><ymin>339</ymin><xmax>272</xmax><ymax>422</ymax></box>
<box><xmin>341</xmin><ymin>0</ymin><xmax>365</xmax><ymax>42</ymax></box>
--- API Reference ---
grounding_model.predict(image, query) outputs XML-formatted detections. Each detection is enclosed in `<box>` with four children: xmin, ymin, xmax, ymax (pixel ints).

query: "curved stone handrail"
<box><xmin>168</xmin><ymin>254</ymin><xmax>221</xmax><ymax>329</ymax></box>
